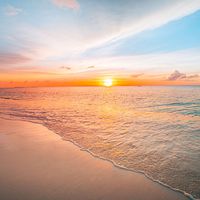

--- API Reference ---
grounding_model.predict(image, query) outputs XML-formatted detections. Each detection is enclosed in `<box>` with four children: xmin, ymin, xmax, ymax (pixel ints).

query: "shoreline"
<box><xmin>0</xmin><ymin>118</ymin><xmax>191</xmax><ymax>200</ymax></box>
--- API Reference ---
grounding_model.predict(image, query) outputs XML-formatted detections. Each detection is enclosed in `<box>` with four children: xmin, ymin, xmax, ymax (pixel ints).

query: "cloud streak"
<box><xmin>2</xmin><ymin>0</ymin><xmax>199</xmax><ymax>68</ymax></box>
<box><xmin>4</xmin><ymin>5</ymin><xmax>22</xmax><ymax>16</ymax></box>
<box><xmin>63</xmin><ymin>49</ymin><xmax>200</xmax><ymax>74</ymax></box>
<box><xmin>52</xmin><ymin>0</ymin><xmax>80</xmax><ymax>10</ymax></box>
<box><xmin>60</xmin><ymin>66</ymin><xmax>71</xmax><ymax>70</ymax></box>
<box><xmin>131</xmin><ymin>73</ymin><xmax>144</xmax><ymax>78</ymax></box>
<box><xmin>10</xmin><ymin>0</ymin><xmax>200</xmax><ymax>59</ymax></box>
<box><xmin>188</xmin><ymin>74</ymin><xmax>199</xmax><ymax>79</ymax></box>
<box><xmin>87</xmin><ymin>66</ymin><xmax>95</xmax><ymax>69</ymax></box>
<box><xmin>76</xmin><ymin>0</ymin><xmax>200</xmax><ymax>50</ymax></box>
<box><xmin>0</xmin><ymin>53</ymin><xmax>31</xmax><ymax>65</ymax></box>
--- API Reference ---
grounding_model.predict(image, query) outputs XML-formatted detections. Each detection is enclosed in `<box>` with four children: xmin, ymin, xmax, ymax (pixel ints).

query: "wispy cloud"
<box><xmin>4</xmin><ymin>4</ymin><xmax>22</xmax><ymax>16</ymax></box>
<box><xmin>2</xmin><ymin>0</ymin><xmax>199</xmax><ymax>66</ymax></box>
<box><xmin>131</xmin><ymin>73</ymin><xmax>144</xmax><ymax>78</ymax></box>
<box><xmin>87</xmin><ymin>66</ymin><xmax>95</xmax><ymax>69</ymax></box>
<box><xmin>63</xmin><ymin>49</ymin><xmax>200</xmax><ymax>75</ymax></box>
<box><xmin>23</xmin><ymin>71</ymin><xmax>61</xmax><ymax>75</ymax></box>
<box><xmin>187</xmin><ymin>74</ymin><xmax>199</xmax><ymax>79</ymax></box>
<box><xmin>60</xmin><ymin>66</ymin><xmax>71</xmax><ymax>70</ymax></box>
<box><xmin>10</xmin><ymin>0</ymin><xmax>200</xmax><ymax>60</ymax></box>
<box><xmin>0</xmin><ymin>53</ymin><xmax>31</xmax><ymax>65</ymax></box>
<box><xmin>52</xmin><ymin>0</ymin><xmax>79</xmax><ymax>10</ymax></box>
<box><xmin>77</xmin><ymin>0</ymin><xmax>200</xmax><ymax>50</ymax></box>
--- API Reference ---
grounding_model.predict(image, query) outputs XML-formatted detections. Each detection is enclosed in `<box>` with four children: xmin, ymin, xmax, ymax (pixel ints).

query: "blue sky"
<box><xmin>0</xmin><ymin>0</ymin><xmax>200</xmax><ymax>85</ymax></box>
<box><xmin>104</xmin><ymin>10</ymin><xmax>200</xmax><ymax>55</ymax></box>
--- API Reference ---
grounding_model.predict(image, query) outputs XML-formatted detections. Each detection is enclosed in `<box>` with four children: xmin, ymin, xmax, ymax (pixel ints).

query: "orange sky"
<box><xmin>1</xmin><ymin>75</ymin><xmax>199</xmax><ymax>88</ymax></box>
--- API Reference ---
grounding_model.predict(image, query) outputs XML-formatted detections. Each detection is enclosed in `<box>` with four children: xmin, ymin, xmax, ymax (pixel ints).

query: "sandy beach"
<box><xmin>0</xmin><ymin>118</ymin><xmax>189</xmax><ymax>200</ymax></box>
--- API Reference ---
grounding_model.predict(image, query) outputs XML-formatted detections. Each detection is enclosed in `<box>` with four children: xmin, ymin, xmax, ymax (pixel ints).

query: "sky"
<box><xmin>0</xmin><ymin>0</ymin><xmax>200</xmax><ymax>87</ymax></box>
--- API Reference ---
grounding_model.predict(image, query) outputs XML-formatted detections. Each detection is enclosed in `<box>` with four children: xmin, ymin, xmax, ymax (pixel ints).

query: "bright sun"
<box><xmin>103</xmin><ymin>78</ymin><xmax>113</xmax><ymax>87</ymax></box>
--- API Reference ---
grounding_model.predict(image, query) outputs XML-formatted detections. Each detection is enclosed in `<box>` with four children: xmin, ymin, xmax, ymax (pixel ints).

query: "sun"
<box><xmin>103</xmin><ymin>78</ymin><xmax>113</xmax><ymax>87</ymax></box>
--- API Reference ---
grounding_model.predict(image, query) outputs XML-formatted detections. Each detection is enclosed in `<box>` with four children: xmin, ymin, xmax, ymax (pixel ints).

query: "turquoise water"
<box><xmin>0</xmin><ymin>86</ymin><xmax>199</xmax><ymax>198</ymax></box>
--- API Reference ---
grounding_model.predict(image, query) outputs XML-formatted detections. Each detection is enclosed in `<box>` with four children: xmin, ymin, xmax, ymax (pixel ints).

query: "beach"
<box><xmin>0</xmin><ymin>118</ymin><xmax>189</xmax><ymax>200</ymax></box>
<box><xmin>1</xmin><ymin>0</ymin><xmax>200</xmax><ymax>198</ymax></box>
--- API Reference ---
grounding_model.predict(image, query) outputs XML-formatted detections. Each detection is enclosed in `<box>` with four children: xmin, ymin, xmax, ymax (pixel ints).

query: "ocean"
<box><xmin>0</xmin><ymin>86</ymin><xmax>199</xmax><ymax>198</ymax></box>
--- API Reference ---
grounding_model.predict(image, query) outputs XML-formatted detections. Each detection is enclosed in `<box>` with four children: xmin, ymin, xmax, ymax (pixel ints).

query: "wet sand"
<box><xmin>0</xmin><ymin>118</ymin><xmax>189</xmax><ymax>200</ymax></box>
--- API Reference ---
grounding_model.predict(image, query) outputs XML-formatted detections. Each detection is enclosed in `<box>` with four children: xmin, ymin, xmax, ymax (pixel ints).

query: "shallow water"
<box><xmin>0</xmin><ymin>86</ymin><xmax>199</xmax><ymax>198</ymax></box>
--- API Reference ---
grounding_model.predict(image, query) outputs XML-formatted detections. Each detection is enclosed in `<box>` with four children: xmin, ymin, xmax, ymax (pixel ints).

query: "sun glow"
<box><xmin>103</xmin><ymin>78</ymin><xmax>113</xmax><ymax>87</ymax></box>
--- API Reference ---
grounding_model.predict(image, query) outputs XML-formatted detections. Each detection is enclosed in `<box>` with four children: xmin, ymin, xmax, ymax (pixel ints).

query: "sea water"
<box><xmin>0</xmin><ymin>86</ymin><xmax>199</xmax><ymax>198</ymax></box>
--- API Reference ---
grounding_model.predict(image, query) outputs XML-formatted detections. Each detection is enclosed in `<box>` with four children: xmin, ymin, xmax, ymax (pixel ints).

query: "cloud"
<box><xmin>14</xmin><ymin>66</ymin><xmax>38</xmax><ymax>71</ymax></box>
<box><xmin>16</xmin><ymin>0</ymin><xmax>200</xmax><ymax>58</ymax></box>
<box><xmin>73</xmin><ymin>0</ymin><xmax>200</xmax><ymax>51</ymax></box>
<box><xmin>168</xmin><ymin>70</ymin><xmax>199</xmax><ymax>81</ymax></box>
<box><xmin>168</xmin><ymin>70</ymin><xmax>186</xmax><ymax>81</ymax></box>
<box><xmin>131</xmin><ymin>73</ymin><xmax>143</xmax><ymax>78</ymax></box>
<box><xmin>3</xmin><ymin>1</ymin><xmax>200</xmax><ymax>62</ymax></box>
<box><xmin>63</xmin><ymin>49</ymin><xmax>200</xmax><ymax>75</ymax></box>
<box><xmin>87</xmin><ymin>66</ymin><xmax>95</xmax><ymax>69</ymax></box>
<box><xmin>187</xmin><ymin>74</ymin><xmax>199</xmax><ymax>79</ymax></box>
<box><xmin>52</xmin><ymin>0</ymin><xmax>79</xmax><ymax>10</ymax></box>
<box><xmin>60</xmin><ymin>66</ymin><xmax>71</xmax><ymax>70</ymax></box>
<box><xmin>4</xmin><ymin>5</ymin><xmax>22</xmax><ymax>16</ymax></box>
<box><xmin>23</xmin><ymin>71</ymin><xmax>60</xmax><ymax>75</ymax></box>
<box><xmin>0</xmin><ymin>53</ymin><xmax>31</xmax><ymax>65</ymax></box>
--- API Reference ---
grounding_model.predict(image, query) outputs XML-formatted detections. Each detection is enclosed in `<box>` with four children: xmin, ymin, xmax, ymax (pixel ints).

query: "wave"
<box><xmin>0</xmin><ymin>97</ymin><xmax>21</xmax><ymax>100</ymax></box>
<box><xmin>0</xmin><ymin>114</ymin><xmax>197</xmax><ymax>200</ymax></box>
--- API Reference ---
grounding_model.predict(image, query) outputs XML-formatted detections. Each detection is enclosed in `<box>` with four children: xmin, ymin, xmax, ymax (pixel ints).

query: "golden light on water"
<box><xmin>103</xmin><ymin>78</ymin><xmax>113</xmax><ymax>87</ymax></box>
